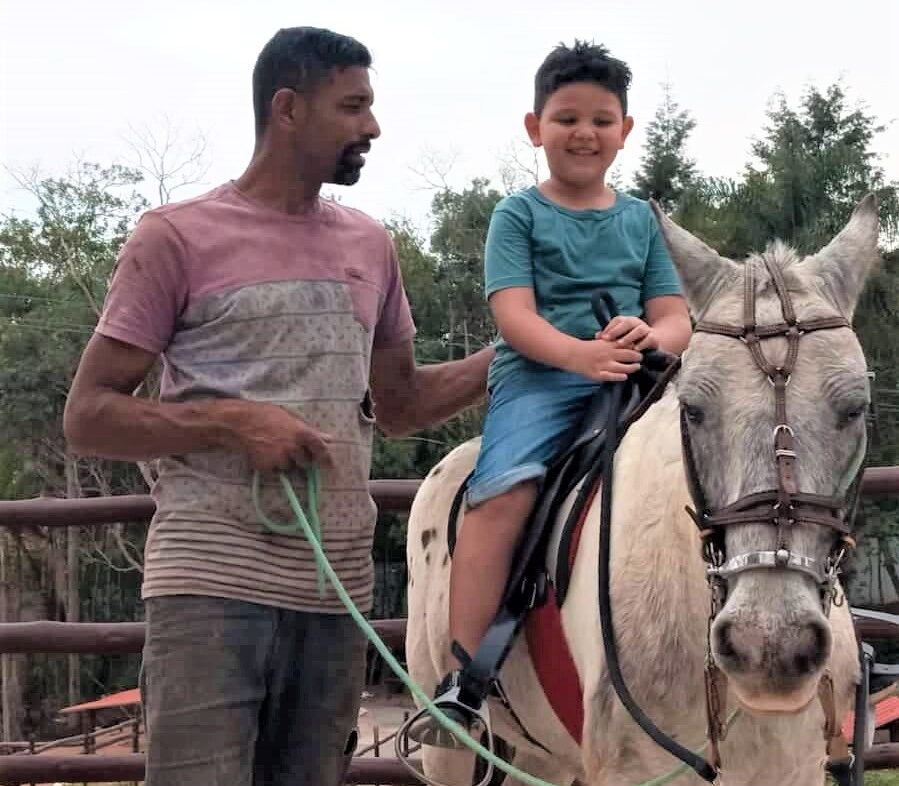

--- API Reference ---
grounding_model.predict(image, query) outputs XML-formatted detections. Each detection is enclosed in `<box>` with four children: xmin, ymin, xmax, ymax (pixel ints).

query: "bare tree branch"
<box><xmin>408</xmin><ymin>148</ymin><xmax>460</xmax><ymax>192</ymax></box>
<box><xmin>497</xmin><ymin>138</ymin><xmax>542</xmax><ymax>193</ymax></box>
<box><xmin>124</xmin><ymin>116</ymin><xmax>211</xmax><ymax>205</ymax></box>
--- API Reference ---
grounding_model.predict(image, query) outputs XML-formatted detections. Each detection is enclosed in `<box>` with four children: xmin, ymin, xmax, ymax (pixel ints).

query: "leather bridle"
<box><xmin>676</xmin><ymin>254</ymin><xmax>867</xmax><ymax>771</ymax></box>
<box><xmin>680</xmin><ymin>255</ymin><xmax>864</xmax><ymax>614</ymax></box>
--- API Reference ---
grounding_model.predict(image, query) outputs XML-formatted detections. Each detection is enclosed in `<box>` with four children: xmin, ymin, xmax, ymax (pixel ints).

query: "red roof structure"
<box><xmin>59</xmin><ymin>688</ymin><xmax>141</xmax><ymax>715</ymax></box>
<box><xmin>841</xmin><ymin>695</ymin><xmax>899</xmax><ymax>739</ymax></box>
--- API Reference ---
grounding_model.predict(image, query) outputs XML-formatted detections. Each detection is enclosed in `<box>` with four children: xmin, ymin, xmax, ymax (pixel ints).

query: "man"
<box><xmin>64</xmin><ymin>26</ymin><xmax>492</xmax><ymax>786</ymax></box>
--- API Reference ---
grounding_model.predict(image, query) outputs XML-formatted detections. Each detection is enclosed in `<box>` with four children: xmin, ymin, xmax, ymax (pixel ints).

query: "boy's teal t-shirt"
<box><xmin>484</xmin><ymin>187</ymin><xmax>682</xmax><ymax>387</ymax></box>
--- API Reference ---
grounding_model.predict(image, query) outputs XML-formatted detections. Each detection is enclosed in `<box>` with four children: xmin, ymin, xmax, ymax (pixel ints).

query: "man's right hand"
<box><xmin>219</xmin><ymin>400</ymin><xmax>334</xmax><ymax>473</ymax></box>
<box><xmin>567</xmin><ymin>337</ymin><xmax>642</xmax><ymax>383</ymax></box>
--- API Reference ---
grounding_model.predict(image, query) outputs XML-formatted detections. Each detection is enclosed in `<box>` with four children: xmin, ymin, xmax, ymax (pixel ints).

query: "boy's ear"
<box><xmin>524</xmin><ymin>113</ymin><xmax>542</xmax><ymax>146</ymax></box>
<box><xmin>620</xmin><ymin>115</ymin><xmax>634</xmax><ymax>147</ymax></box>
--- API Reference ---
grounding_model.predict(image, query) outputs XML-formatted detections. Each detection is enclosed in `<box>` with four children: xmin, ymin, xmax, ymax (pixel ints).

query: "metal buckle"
<box><xmin>768</xmin><ymin>371</ymin><xmax>792</xmax><ymax>387</ymax></box>
<box><xmin>772</xmin><ymin>424</ymin><xmax>795</xmax><ymax>440</ymax></box>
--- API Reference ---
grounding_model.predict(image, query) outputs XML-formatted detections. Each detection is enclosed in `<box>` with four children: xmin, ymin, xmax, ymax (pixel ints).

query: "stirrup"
<box><xmin>403</xmin><ymin>671</ymin><xmax>491</xmax><ymax>750</ymax></box>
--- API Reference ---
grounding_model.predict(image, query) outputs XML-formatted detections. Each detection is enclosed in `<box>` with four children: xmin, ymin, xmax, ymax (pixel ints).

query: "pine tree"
<box><xmin>631</xmin><ymin>83</ymin><xmax>697</xmax><ymax>211</ymax></box>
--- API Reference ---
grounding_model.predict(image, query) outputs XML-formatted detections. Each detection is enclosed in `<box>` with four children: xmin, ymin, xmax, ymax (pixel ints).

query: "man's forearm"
<box><xmin>381</xmin><ymin>347</ymin><xmax>493</xmax><ymax>436</ymax></box>
<box><xmin>64</xmin><ymin>391</ymin><xmax>237</xmax><ymax>461</ymax></box>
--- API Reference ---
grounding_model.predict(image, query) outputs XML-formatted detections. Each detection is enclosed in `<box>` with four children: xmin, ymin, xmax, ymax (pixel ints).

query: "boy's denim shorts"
<box><xmin>467</xmin><ymin>368</ymin><xmax>605</xmax><ymax>507</ymax></box>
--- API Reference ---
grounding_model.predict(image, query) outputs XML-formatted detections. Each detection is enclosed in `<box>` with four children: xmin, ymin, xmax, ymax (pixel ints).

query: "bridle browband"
<box><xmin>680</xmin><ymin>255</ymin><xmax>864</xmax><ymax>610</ymax></box>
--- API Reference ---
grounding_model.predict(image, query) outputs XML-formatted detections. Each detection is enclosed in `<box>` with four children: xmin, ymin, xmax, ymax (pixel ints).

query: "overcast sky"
<box><xmin>2</xmin><ymin>0</ymin><xmax>897</xmax><ymax>233</ymax></box>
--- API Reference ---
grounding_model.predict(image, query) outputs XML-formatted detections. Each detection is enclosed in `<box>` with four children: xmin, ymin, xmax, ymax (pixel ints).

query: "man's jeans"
<box><xmin>141</xmin><ymin>595</ymin><xmax>366</xmax><ymax>786</ymax></box>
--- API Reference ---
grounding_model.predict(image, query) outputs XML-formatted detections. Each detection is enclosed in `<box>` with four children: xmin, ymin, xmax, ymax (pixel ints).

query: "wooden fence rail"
<box><xmin>0</xmin><ymin>618</ymin><xmax>407</xmax><ymax>654</ymax></box>
<box><xmin>0</xmin><ymin>467</ymin><xmax>896</xmax><ymax>529</ymax></box>
<box><xmin>0</xmin><ymin>754</ymin><xmax>426</xmax><ymax>784</ymax></box>
<box><xmin>1</xmin><ymin>613</ymin><xmax>897</xmax><ymax>655</ymax></box>
<box><xmin>3</xmin><ymin>748</ymin><xmax>899</xmax><ymax>783</ymax></box>
<box><xmin>0</xmin><ymin>479</ymin><xmax>422</xmax><ymax>528</ymax></box>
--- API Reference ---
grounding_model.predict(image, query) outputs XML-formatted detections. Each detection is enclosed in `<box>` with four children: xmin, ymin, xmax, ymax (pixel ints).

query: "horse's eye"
<box><xmin>839</xmin><ymin>403</ymin><xmax>867</xmax><ymax>427</ymax></box>
<box><xmin>682</xmin><ymin>403</ymin><xmax>705</xmax><ymax>426</ymax></box>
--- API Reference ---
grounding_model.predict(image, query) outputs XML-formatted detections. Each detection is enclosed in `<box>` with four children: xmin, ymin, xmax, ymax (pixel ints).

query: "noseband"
<box><xmin>680</xmin><ymin>255</ymin><xmax>864</xmax><ymax>614</ymax></box>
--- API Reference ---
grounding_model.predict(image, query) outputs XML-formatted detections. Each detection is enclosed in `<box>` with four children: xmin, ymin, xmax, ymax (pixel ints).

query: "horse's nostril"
<box><xmin>789</xmin><ymin>618</ymin><xmax>831</xmax><ymax>677</ymax></box>
<box><xmin>715</xmin><ymin>619</ymin><xmax>736</xmax><ymax>661</ymax></box>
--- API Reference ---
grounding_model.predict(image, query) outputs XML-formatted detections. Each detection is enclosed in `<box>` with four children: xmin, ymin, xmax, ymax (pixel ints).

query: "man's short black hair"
<box><xmin>534</xmin><ymin>40</ymin><xmax>631</xmax><ymax>116</ymax></box>
<box><xmin>252</xmin><ymin>27</ymin><xmax>372</xmax><ymax>136</ymax></box>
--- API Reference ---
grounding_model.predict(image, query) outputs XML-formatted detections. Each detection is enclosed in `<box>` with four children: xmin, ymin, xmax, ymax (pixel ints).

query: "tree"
<box><xmin>631</xmin><ymin>84</ymin><xmax>696</xmax><ymax>211</ymax></box>
<box><xmin>750</xmin><ymin>84</ymin><xmax>898</xmax><ymax>252</ymax></box>
<box><xmin>429</xmin><ymin>178</ymin><xmax>503</xmax><ymax>358</ymax></box>
<box><xmin>0</xmin><ymin>162</ymin><xmax>149</xmax><ymax>736</ymax></box>
<box><xmin>676</xmin><ymin>84</ymin><xmax>898</xmax><ymax>258</ymax></box>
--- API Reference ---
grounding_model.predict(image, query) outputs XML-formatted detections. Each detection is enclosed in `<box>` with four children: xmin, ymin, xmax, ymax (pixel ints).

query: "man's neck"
<box><xmin>539</xmin><ymin>177</ymin><xmax>615</xmax><ymax>211</ymax></box>
<box><xmin>234</xmin><ymin>147</ymin><xmax>323</xmax><ymax>216</ymax></box>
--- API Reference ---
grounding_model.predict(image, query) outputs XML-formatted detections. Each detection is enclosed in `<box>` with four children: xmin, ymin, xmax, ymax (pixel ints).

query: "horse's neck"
<box><xmin>567</xmin><ymin>387</ymin><xmax>710</xmax><ymax>675</ymax></box>
<box><xmin>615</xmin><ymin>386</ymin><xmax>699</xmax><ymax>549</ymax></box>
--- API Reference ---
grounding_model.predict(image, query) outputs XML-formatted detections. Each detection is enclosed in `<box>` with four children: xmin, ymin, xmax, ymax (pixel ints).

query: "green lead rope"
<box><xmin>253</xmin><ymin>467</ymin><xmax>326</xmax><ymax>598</ymax></box>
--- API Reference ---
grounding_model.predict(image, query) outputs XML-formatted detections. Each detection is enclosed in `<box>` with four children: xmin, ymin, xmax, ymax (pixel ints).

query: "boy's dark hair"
<box><xmin>534</xmin><ymin>40</ymin><xmax>631</xmax><ymax>116</ymax></box>
<box><xmin>253</xmin><ymin>27</ymin><xmax>371</xmax><ymax>136</ymax></box>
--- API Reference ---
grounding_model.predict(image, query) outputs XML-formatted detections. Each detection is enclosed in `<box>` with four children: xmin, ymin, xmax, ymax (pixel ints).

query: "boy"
<box><xmin>413</xmin><ymin>40</ymin><xmax>692</xmax><ymax>744</ymax></box>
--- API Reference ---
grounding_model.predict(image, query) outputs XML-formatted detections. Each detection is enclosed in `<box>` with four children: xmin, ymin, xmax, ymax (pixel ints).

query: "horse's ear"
<box><xmin>805</xmin><ymin>193</ymin><xmax>882</xmax><ymax>319</ymax></box>
<box><xmin>650</xmin><ymin>201</ymin><xmax>739</xmax><ymax>317</ymax></box>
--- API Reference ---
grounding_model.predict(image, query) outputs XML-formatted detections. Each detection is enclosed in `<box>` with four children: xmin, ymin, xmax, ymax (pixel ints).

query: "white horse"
<box><xmin>405</xmin><ymin>197</ymin><xmax>882</xmax><ymax>785</ymax></box>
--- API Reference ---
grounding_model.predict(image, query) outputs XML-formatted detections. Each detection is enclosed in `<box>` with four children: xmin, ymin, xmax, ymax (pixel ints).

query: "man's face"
<box><xmin>293</xmin><ymin>66</ymin><xmax>381</xmax><ymax>186</ymax></box>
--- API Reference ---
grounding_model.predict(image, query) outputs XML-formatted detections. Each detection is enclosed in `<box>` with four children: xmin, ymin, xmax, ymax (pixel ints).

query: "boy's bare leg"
<box><xmin>449</xmin><ymin>482</ymin><xmax>539</xmax><ymax>664</ymax></box>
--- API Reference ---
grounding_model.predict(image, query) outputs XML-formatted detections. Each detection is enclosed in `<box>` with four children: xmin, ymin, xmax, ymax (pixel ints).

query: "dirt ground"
<box><xmin>22</xmin><ymin>682</ymin><xmax>417</xmax><ymax>780</ymax></box>
<box><xmin>356</xmin><ymin>684</ymin><xmax>418</xmax><ymax>753</ymax></box>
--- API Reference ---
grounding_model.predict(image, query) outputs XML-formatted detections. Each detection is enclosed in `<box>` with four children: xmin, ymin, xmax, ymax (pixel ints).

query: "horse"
<box><xmin>404</xmin><ymin>196</ymin><xmax>882</xmax><ymax>785</ymax></box>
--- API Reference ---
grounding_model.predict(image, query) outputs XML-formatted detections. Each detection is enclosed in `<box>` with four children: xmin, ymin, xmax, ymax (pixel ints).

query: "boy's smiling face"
<box><xmin>525</xmin><ymin>82</ymin><xmax>634</xmax><ymax>190</ymax></box>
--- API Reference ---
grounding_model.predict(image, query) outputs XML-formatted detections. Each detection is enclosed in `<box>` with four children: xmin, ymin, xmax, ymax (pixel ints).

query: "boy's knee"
<box><xmin>504</xmin><ymin>480</ymin><xmax>539</xmax><ymax>508</ymax></box>
<box><xmin>470</xmin><ymin>480</ymin><xmax>538</xmax><ymax>520</ymax></box>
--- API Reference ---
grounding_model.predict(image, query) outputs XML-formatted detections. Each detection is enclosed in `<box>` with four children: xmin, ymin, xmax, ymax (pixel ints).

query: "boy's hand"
<box><xmin>569</xmin><ymin>338</ymin><xmax>642</xmax><ymax>382</ymax></box>
<box><xmin>598</xmin><ymin>316</ymin><xmax>659</xmax><ymax>351</ymax></box>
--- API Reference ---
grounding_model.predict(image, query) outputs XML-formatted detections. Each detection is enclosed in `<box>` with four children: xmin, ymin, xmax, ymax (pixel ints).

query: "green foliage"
<box><xmin>0</xmin><ymin>164</ymin><xmax>149</xmax><ymax>492</ymax></box>
<box><xmin>0</xmin><ymin>164</ymin><xmax>150</xmax><ymax>736</ymax></box>
<box><xmin>860</xmin><ymin>771</ymin><xmax>899</xmax><ymax>785</ymax></box>
<box><xmin>674</xmin><ymin>85</ymin><xmax>898</xmax><ymax>257</ymax></box>
<box><xmin>429</xmin><ymin>178</ymin><xmax>503</xmax><ymax>356</ymax></box>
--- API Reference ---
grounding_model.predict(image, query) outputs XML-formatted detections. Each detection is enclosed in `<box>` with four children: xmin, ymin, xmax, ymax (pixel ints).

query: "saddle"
<box><xmin>445</xmin><ymin>291</ymin><xmax>680</xmax><ymax>709</ymax></box>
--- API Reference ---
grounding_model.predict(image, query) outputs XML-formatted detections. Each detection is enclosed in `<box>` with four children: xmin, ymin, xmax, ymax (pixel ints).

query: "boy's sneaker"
<box><xmin>405</xmin><ymin>671</ymin><xmax>487</xmax><ymax>749</ymax></box>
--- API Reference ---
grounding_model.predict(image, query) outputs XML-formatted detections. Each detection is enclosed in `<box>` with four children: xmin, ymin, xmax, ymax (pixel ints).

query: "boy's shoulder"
<box><xmin>614</xmin><ymin>191</ymin><xmax>648</xmax><ymax>210</ymax></box>
<box><xmin>493</xmin><ymin>187</ymin><xmax>539</xmax><ymax>215</ymax></box>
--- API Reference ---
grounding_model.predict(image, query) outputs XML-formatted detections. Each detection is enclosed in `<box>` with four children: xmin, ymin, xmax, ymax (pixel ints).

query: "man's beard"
<box><xmin>331</xmin><ymin>142</ymin><xmax>370</xmax><ymax>186</ymax></box>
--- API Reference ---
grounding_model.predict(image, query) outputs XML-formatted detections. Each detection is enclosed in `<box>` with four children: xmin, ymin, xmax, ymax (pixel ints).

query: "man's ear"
<box><xmin>271</xmin><ymin>87</ymin><xmax>305</xmax><ymax>133</ymax></box>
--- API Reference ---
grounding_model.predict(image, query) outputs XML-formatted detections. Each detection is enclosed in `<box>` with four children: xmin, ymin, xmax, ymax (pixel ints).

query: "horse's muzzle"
<box><xmin>711</xmin><ymin>608</ymin><xmax>832</xmax><ymax>712</ymax></box>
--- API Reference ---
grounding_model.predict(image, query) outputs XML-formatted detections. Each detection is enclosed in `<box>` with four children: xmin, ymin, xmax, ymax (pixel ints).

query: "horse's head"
<box><xmin>654</xmin><ymin>196</ymin><xmax>881</xmax><ymax>714</ymax></box>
